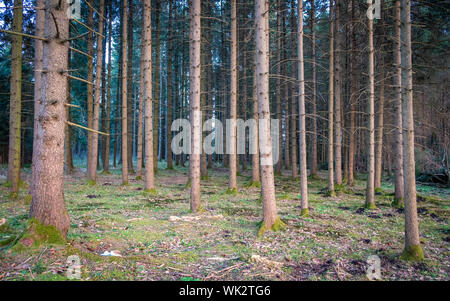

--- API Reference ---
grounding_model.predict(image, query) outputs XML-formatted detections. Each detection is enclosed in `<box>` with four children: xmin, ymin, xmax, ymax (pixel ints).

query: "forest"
<box><xmin>0</xmin><ymin>0</ymin><xmax>448</xmax><ymax>282</ymax></box>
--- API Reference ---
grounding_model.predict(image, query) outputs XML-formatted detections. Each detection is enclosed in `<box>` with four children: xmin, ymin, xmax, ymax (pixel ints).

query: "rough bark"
<box><xmin>88</xmin><ymin>0</ymin><xmax>105</xmax><ymax>184</ymax></box>
<box><xmin>30</xmin><ymin>0</ymin><xmax>70</xmax><ymax>236</ymax></box>
<box><xmin>189</xmin><ymin>0</ymin><xmax>202</xmax><ymax>212</ymax></box>
<box><xmin>348</xmin><ymin>0</ymin><xmax>356</xmax><ymax>186</ymax></box>
<box><xmin>104</xmin><ymin>3</ymin><xmax>113</xmax><ymax>173</ymax></box>
<box><xmin>167</xmin><ymin>0</ymin><xmax>174</xmax><ymax>170</ymax></box>
<box><xmin>255</xmin><ymin>0</ymin><xmax>281</xmax><ymax>232</ymax></box>
<box><xmin>228</xmin><ymin>0</ymin><xmax>237</xmax><ymax>191</ymax></box>
<box><xmin>334</xmin><ymin>0</ymin><xmax>343</xmax><ymax>185</ymax></box>
<box><xmin>400</xmin><ymin>0</ymin><xmax>423</xmax><ymax>261</ymax></box>
<box><xmin>365</xmin><ymin>15</ymin><xmax>376</xmax><ymax>209</ymax></box>
<box><xmin>327</xmin><ymin>0</ymin><xmax>335</xmax><ymax>194</ymax></box>
<box><xmin>121</xmin><ymin>0</ymin><xmax>129</xmax><ymax>185</ymax></box>
<box><xmin>153</xmin><ymin>1</ymin><xmax>161</xmax><ymax>173</ymax></box>
<box><xmin>297</xmin><ymin>0</ymin><xmax>308</xmax><ymax>215</ymax></box>
<box><xmin>393</xmin><ymin>0</ymin><xmax>405</xmax><ymax>206</ymax></box>
<box><xmin>143</xmin><ymin>0</ymin><xmax>155</xmax><ymax>191</ymax></box>
<box><xmin>86</xmin><ymin>0</ymin><xmax>94</xmax><ymax>176</ymax></box>
<box><xmin>127</xmin><ymin>0</ymin><xmax>134</xmax><ymax>173</ymax></box>
<box><xmin>8</xmin><ymin>0</ymin><xmax>23</xmax><ymax>197</ymax></box>
<box><xmin>310</xmin><ymin>0</ymin><xmax>318</xmax><ymax>177</ymax></box>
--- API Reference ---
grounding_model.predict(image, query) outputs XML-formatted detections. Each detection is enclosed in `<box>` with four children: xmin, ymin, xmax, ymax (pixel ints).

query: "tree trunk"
<box><xmin>255</xmin><ymin>0</ymin><xmax>282</xmax><ymax>233</ymax></box>
<box><xmin>275</xmin><ymin>0</ymin><xmax>283</xmax><ymax>176</ymax></box>
<box><xmin>153</xmin><ymin>1</ymin><xmax>161</xmax><ymax>173</ymax></box>
<box><xmin>143</xmin><ymin>0</ymin><xmax>155</xmax><ymax>192</ymax></box>
<box><xmin>290</xmin><ymin>0</ymin><xmax>297</xmax><ymax>179</ymax></box>
<box><xmin>30</xmin><ymin>0</ymin><xmax>70</xmax><ymax>236</ymax></box>
<box><xmin>310</xmin><ymin>0</ymin><xmax>318</xmax><ymax>177</ymax></box>
<box><xmin>127</xmin><ymin>0</ymin><xmax>134</xmax><ymax>173</ymax></box>
<box><xmin>167</xmin><ymin>0</ymin><xmax>174</xmax><ymax>170</ymax></box>
<box><xmin>228</xmin><ymin>0</ymin><xmax>237</xmax><ymax>192</ymax></box>
<box><xmin>32</xmin><ymin>0</ymin><xmax>44</xmax><ymax>193</ymax></box>
<box><xmin>400</xmin><ymin>0</ymin><xmax>423</xmax><ymax>261</ymax></box>
<box><xmin>189</xmin><ymin>0</ymin><xmax>202</xmax><ymax>212</ymax></box>
<box><xmin>88</xmin><ymin>0</ymin><xmax>105</xmax><ymax>184</ymax></box>
<box><xmin>327</xmin><ymin>0</ymin><xmax>335</xmax><ymax>195</ymax></box>
<box><xmin>121</xmin><ymin>0</ymin><xmax>129</xmax><ymax>185</ymax></box>
<box><xmin>65</xmin><ymin>48</ymin><xmax>73</xmax><ymax>173</ymax></box>
<box><xmin>8</xmin><ymin>0</ymin><xmax>23</xmax><ymax>197</ymax></box>
<box><xmin>86</xmin><ymin>0</ymin><xmax>94</xmax><ymax>177</ymax></box>
<box><xmin>298</xmin><ymin>0</ymin><xmax>308</xmax><ymax>216</ymax></box>
<box><xmin>136</xmin><ymin>26</ymin><xmax>145</xmax><ymax>179</ymax></box>
<box><xmin>334</xmin><ymin>0</ymin><xmax>343</xmax><ymax>185</ymax></box>
<box><xmin>365</xmin><ymin>14</ymin><xmax>376</xmax><ymax>209</ymax></box>
<box><xmin>348</xmin><ymin>0</ymin><xmax>356</xmax><ymax>186</ymax></box>
<box><xmin>393</xmin><ymin>0</ymin><xmax>405</xmax><ymax>206</ymax></box>
<box><xmin>104</xmin><ymin>3</ymin><xmax>113</xmax><ymax>174</ymax></box>
<box><xmin>251</xmin><ymin>62</ymin><xmax>260</xmax><ymax>185</ymax></box>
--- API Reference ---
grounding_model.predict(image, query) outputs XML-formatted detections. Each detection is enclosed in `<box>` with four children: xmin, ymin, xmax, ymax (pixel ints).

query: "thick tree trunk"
<box><xmin>32</xmin><ymin>0</ymin><xmax>44</xmax><ymax>189</ymax></box>
<box><xmin>121</xmin><ymin>0</ymin><xmax>129</xmax><ymax>185</ymax></box>
<box><xmin>393</xmin><ymin>0</ymin><xmax>405</xmax><ymax>206</ymax></box>
<box><xmin>8</xmin><ymin>0</ymin><xmax>23</xmax><ymax>197</ymax></box>
<box><xmin>143</xmin><ymin>0</ymin><xmax>155</xmax><ymax>192</ymax></box>
<box><xmin>30</xmin><ymin>0</ymin><xmax>70</xmax><ymax>236</ymax></box>
<box><xmin>189</xmin><ymin>0</ymin><xmax>202</xmax><ymax>212</ymax></box>
<box><xmin>228</xmin><ymin>0</ymin><xmax>237</xmax><ymax>192</ymax></box>
<box><xmin>298</xmin><ymin>0</ymin><xmax>308</xmax><ymax>216</ymax></box>
<box><xmin>400</xmin><ymin>0</ymin><xmax>423</xmax><ymax>261</ymax></box>
<box><xmin>65</xmin><ymin>49</ymin><xmax>73</xmax><ymax>173</ymax></box>
<box><xmin>255</xmin><ymin>0</ymin><xmax>281</xmax><ymax>233</ymax></box>
<box><xmin>365</xmin><ymin>16</ymin><xmax>376</xmax><ymax>209</ymax></box>
<box><xmin>88</xmin><ymin>0</ymin><xmax>105</xmax><ymax>184</ymax></box>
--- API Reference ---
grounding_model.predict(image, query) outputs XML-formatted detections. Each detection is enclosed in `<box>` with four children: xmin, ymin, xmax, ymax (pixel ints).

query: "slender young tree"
<box><xmin>310</xmin><ymin>0</ymin><xmax>318</xmax><ymax>177</ymax></box>
<box><xmin>121</xmin><ymin>0</ymin><xmax>129</xmax><ymax>185</ymax></box>
<box><xmin>348</xmin><ymin>0</ymin><xmax>356</xmax><ymax>186</ymax></box>
<box><xmin>228</xmin><ymin>0</ymin><xmax>238</xmax><ymax>193</ymax></box>
<box><xmin>400</xmin><ymin>0</ymin><xmax>423</xmax><ymax>261</ymax></box>
<box><xmin>255</xmin><ymin>0</ymin><xmax>284</xmax><ymax>235</ymax></box>
<box><xmin>167</xmin><ymin>0</ymin><xmax>174</xmax><ymax>170</ymax></box>
<box><xmin>8</xmin><ymin>0</ymin><xmax>23</xmax><ymax>198</ymax></box>
<box><xmin>104</xmin><ymin>2</ymin><xmax>113</xmax><ymax>174</ymax></box>
<box><xmin>251</xmin><ymin>62</ymin><xmax>260</xmax><ymax>187</ymax></box>
<box><xmin>365</xmin><ymin>10</ymin><xmax>376</xmax><ymax>209</ymax></box>
<box><xmin>334</xmin><ymin>0</ymin><xmax>343</xmax><ymax>185</ymax></box>
<box><xmin>153</xmin><ymin>1</ymin><xmax>161</xmax><ymax>173</ymax></box>
<box><xmin>88</xmin><ymin>0</ymin><xmax>105</xmax><ymax>184</ymax></box>
<box><xmin>290</xmin><ymin>0</ymin><xmax>297</xmax><ymax>179</ymax></box>
<box><xmin>127</xmin><ymin>0</ymin><xmax>134</xmax><ymax>174</ymax></box>
<box><xmin>189</xmin><ymin>0</ymin><xmax>202</xmax><ymax>212</ymax></box>
<box><xmin>327</xmin><ymin>0</ymin><xmax>335</xmax><ymax>195</ymax></box>
<box><xmin>30</xmin><ymin>0</ymin><xmax>70</xmax><ymax>236</ymax></box>
<box><xmin>143</xmin><ymin>0</ymin><xmax>155</xmax><ymax>192</ymax></box>
<box><xmin>297</xmin><ymin>0</ymin><xmax>308</xmax><ymax>216</ymax></box>
<box><xmin>86</xmin><ymin>0</ymin><xmax>94</xmax><ymax>175</ymax></box>
<box><xmin>393</xmin><ymin>0</ymin><xmax>404</xmax><ymax>207</ymax></box>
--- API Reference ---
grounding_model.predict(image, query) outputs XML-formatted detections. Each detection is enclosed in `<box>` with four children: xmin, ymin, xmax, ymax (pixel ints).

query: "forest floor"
<box><xmin>0</xmin><ymin>163</ymin><xmax>449</xmax><ymax>281</ymax></box>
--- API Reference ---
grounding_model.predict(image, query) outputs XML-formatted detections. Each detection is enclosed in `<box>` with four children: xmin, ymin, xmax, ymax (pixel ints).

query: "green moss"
<box><xmin>277</xmin><ymin>193</ymin><xmax>290</xmax><ymax>200</ymax></box>
<box><xmin>24</xmin><ymin>194</ymin><xmax>32</xmax><ymax>205</ymax></box>
<box><xmin>225</xmin><ymin>188</ymin><xmax>238</xmax><ymax>195</ymax></box>
<box><xmin>374</xmin><ymin>187</ymin><xmax>384</xmax><ymax>195</ymax></box>
<box><xmin>12</xmin><ymin>218</ymin><xmax>66</xmax><ymax>252</ymax></box>
<box><xmin>8</xmin><ymin>192</ymin><xmax>18</xmax><ymax>200</ymax></box>
<box><xmin>143</xmin><ymin>188</ymin><xmax>157</xmax><ymax>195</ymax></box>
<box><xmin>101</xmin><ymin>171</ymin><xmax>111</xmax><ymax>175</ymax></box>
<box><xmin>324</xmin><ymin>190</ymin><xmax>336</xmax><ymax>197</ymax></box>
<box><xmin>300</xmin><ymin>208</ymin><xmax>310</xmax><ymax>217</ymax></box>
<box><xmin>257</xmin><ymin>196</ymin><xmax>262</xmax><ymax>204</ymax></box>
<box><xmin>2</xmin><ymin>181</ymin><xmax>11</xmax><ymax>188</ymax></box>
<box><xmin>245</xmin><ymin>181</ymin><xmax>261</xmax><ymax>188</ymax></box>
<box><xmin>400</xmin><ymin>244</ymin><xmax>424</xmax><ymax>262</ymax></box>
<box><xmin>185</xmin><ymin>179</ymin><xmax>191</xmax><ymax>188</ymax></box>
<box><xmin>0</xmin><ymin>222</ymin><xmax>13</xmax><ymax>234</ymax></box>
<box><xmin>135</xmin><ymin>176</ymin><xmax>143</xmax><ymax>181</ymax></box>
<box><xmin>18</xmin><ymin>178</ymin><xmax>29</xmax><ymax>189</ymax></box>
<box><xmin>257</xmin><ymin>217</ymin><xmax>286</xmax><ymax>237</ymax></box>
<box><xmin>236</xmin><ymin>172</ymin><xmax>242</xmax><ymax>177</ymax></box>
<box><xmin>365</xmin><ymin>202</ymin><xmax>377</xmax><ymax>210</ymax></box>
<box><xmin>87</xmin><ymin>179</ymin><xmax>96</xmax><ymax>186</ymax></box>
<box><xmin>200</xmin><ymin>176</ymin><xmax>209</xmax><ymax>181</ymax></box>
<box><xmin>121</xmin><ymin>181</ymin><xmax>129</xmax><ymax>186</ymax></box>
